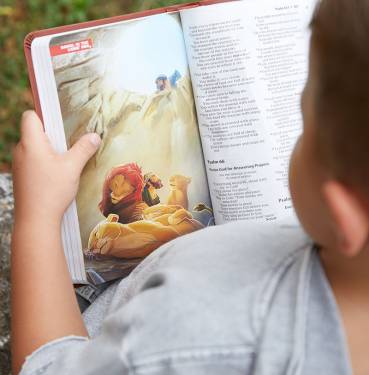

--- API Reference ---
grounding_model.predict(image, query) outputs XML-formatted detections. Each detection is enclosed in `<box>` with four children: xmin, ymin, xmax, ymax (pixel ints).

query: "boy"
<box><xmin>11</xmin><ymin>0</ymin><xmax>369</xmax><ymax>373</ymax></box>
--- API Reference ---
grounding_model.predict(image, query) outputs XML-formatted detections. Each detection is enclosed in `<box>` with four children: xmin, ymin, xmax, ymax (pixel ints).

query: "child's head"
<box><xmin>289</xmin><ymin>0</ymin><xmax>369</xmax><ymax>256</ymax></box>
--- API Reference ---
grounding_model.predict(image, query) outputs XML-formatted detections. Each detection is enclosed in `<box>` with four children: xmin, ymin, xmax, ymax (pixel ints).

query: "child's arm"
<box><xmin>11</xmin><ymin>111</ymin><xmax>101</xmax><ymax>374</ymax></box>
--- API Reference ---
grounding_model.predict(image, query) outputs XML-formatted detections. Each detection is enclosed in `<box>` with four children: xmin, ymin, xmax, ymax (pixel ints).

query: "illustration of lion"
<box><xmin>89</xmin><ymin>165</ymin><xmax>205</xmax><ymax>259</ymax></box>
<box><xmin>87</xmin><ymin>204</ymin><xmax>203</xmax><ymax>259</ymax></box>
<box><xmin>166</xmin><ymin>174</ymin><xmax>191</xmax><ymax>210</ymax></box>
<box><xmin>99</xmin><ymin>163</ymin><xmax>148</xmax><ymax>224</ymax></box>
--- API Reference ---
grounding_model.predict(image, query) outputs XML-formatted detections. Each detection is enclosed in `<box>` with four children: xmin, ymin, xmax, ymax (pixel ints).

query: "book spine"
<box><xmin>23</xmin><ymin>34</ymin><xmax>44</xmax><ymax>123</ymax></box>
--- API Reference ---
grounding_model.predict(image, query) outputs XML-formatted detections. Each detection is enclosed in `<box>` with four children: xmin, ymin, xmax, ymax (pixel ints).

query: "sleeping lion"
<box><xmin>87</xmin><ymin>205</ymin><xmax>203</xmax><ymax>259</ymax></box>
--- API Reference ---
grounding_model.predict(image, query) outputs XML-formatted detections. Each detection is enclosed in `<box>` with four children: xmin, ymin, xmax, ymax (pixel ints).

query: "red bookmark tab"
<box><xmin>50</xmin><ymin>38</ymin><xmax>93</xmax><ymax>57</ymax></box>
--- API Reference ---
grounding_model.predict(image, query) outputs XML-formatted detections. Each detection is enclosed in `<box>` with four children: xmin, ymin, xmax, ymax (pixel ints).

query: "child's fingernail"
<box><xmin>88</xmin><ymin>133</ymin><xmax>101</xmax><ymax>147</ymax></box>
<box><xmin>22</xmin><ymin>110</ymin><xmax>37</xmax><ymax>123</ymax></box>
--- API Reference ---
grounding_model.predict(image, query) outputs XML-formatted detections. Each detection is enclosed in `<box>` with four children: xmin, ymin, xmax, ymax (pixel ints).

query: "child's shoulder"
<box><xmin>128</xmin><ymin>219</ymin><xmax>312</xmax><ymax>293</ymax></box>
<box><xmin>157</xmin><ymin>219</ymin><xmax>312</xmax><ymax>280</ymax></box>
<box><xmin>113</xmin><ymin>220</ymin><xmax>314</xmax><ymax>370</ymax></box>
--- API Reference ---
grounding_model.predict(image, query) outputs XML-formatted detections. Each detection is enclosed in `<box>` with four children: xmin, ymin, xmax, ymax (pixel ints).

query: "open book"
<box><xmin>25</xmin><ymin>0</ymin><xmax>315</xmax><ymax>284</ymax></box>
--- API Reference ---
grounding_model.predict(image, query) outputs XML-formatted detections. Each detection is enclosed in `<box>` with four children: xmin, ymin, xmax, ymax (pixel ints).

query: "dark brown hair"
<box><xmin>310</xmin><ymin>0</ymin><xmax>369</xmax><ymax>197</ymax></box>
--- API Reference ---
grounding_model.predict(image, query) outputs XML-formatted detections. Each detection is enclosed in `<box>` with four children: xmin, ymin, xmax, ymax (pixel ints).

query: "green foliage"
<box><xmin>0</xmin><ymin>0</ymin><xmax>187</xmax><ymax>170</ymax></box>
<box><xmin>130</xmin><ymin>0</ymin><xmax>188</xmax><ymax>12</ymax></box>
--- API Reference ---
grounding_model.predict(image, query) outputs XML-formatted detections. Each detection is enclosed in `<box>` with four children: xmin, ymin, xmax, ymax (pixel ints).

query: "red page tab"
<box><xmin>50</xmin><ymin>38</ymin><xmax>93</xmax><ymax>57</ymax></box>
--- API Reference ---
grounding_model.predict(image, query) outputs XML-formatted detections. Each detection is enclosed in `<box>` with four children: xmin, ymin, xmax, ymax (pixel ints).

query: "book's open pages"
<box><xmin>181</xmin><ymin>0</ymin><xmax>315</xmax><ymax>223</ymax></box>
<box><xmin>31</xmin><ymin>35</ymin><xmax>87</xmax><ymax>283</ymax></box>
<box><xmin>29</xmin><ymin>0</ymin><xmax>315</xmax><ymax>284</ymax></box>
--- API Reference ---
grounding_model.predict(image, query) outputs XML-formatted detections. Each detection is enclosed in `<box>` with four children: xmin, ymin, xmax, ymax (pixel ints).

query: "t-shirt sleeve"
<box><xmin>19</xmin><ymin>336</ymin><xmax>89</xmax><ymax>374</ymax></box>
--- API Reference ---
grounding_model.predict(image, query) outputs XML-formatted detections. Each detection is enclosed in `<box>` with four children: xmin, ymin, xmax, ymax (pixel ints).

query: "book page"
<box><xmin>45</xmin><ymin>13</ymin><xmax>214</xmax><ymax>284</ymax></box>
<box><xmin>180</xmin><ymin>0</ymin><xmax>315</xmax><ymax>224</ymax></box>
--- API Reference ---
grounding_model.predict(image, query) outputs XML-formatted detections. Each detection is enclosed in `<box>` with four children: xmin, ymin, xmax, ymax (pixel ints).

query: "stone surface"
<box><xmin>0</xmin><ymin>173</ymin><xmax>13</xmax><ymax>375</ymax></box>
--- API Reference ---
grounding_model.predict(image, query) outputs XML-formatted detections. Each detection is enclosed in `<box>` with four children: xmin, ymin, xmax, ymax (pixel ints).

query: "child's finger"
<box><xmin>67</xmin><ymin>133</ymin><xmax>101</xmax><ymax>173</ymax></box>
<box><xmin>20</xmin><ymin>111</ymin><xmax>47</xmax><ymax>146</ymax></box>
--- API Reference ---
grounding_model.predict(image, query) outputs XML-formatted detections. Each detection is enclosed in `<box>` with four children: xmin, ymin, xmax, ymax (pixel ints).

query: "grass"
<box><xmin>0</xmin><ymin>0</ymin><xmax>188</xmax><ymax>171</ymax></box>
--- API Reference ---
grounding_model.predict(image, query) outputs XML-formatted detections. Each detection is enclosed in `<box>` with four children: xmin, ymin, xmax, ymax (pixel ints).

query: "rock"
<box><xmin>0</xmin><ymin>173</ymin><xmax>13</xmax><ymax>375</ymax></box>
<box><xmin>51</xmin><ymin>36</ymin><xmax>107</xmax><ymax>147</ymax></box>
<box><xmin>54</xmin><ymin>53</ymin><xmax>105</xmax><ymax>87</ymax></box>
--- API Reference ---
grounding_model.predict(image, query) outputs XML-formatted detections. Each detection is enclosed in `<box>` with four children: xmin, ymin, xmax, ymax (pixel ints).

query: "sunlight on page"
<box><xmin>106</xmin><ymin>14</ymin><xmax>189</xmax><ymax>94</ymax></box>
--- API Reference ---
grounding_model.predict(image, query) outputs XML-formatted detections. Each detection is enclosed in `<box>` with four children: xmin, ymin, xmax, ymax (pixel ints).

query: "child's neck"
<box><xmin>320</xmin><ymin>245</ymin><xmax>369</xmax><ymax>294</ymax></box>
<box><xmin>320</xmin><ymin>245</ymin><xmax>369</xmax><ymax>375</ymax></box>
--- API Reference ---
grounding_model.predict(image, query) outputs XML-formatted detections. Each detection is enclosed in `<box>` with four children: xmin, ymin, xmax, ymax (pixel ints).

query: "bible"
<box><xmin>24</xmin><ymin>0</ymin><xmax>315</xmax><ymax>284</ymax></box>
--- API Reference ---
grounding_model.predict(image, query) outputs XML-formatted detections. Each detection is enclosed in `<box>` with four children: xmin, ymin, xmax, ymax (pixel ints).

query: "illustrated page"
<box><xmin>49</xmin><ymin>13</ymin><xmax>214</xmax><ymax>283</ymax></box>
<box><xmin>181</xmin><ymin>0</ymin><xmax>315</xmax><ymax>224</ymax></box>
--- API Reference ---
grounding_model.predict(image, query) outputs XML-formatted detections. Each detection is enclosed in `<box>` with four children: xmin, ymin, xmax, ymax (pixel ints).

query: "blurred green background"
<box><xmin>0</xmin><ymin>0</ymin><xmax>188</xmax><ymax>171</ymax></box>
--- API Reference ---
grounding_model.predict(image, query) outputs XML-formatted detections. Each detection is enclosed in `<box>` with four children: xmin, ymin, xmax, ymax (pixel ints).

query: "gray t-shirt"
<box><xmin>20</xmin><ymin>221</ymin><xmax>352</xmax><ymax>374</ymax></box>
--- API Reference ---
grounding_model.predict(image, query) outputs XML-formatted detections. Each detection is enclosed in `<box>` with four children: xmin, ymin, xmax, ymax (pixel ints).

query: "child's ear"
<box><xmin>322</xmin><ymin>180</ymin><xmax>369</xmax><ymax>257</ymax></box>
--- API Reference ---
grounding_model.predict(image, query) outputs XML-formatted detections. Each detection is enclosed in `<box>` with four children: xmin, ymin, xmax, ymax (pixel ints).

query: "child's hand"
<box><xmin>12</xmin><ymin>110</ymin><xmax>101</xmax><ymax>225</ymax></box>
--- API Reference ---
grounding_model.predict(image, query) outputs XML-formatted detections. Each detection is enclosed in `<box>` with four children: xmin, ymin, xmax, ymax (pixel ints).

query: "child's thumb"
<box><xmin>67</xmin><ymin>133</ymin><xmax>101</xmax><ymax>172</ymax></box>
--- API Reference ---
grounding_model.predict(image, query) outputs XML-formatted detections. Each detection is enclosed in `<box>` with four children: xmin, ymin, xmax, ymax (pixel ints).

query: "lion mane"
<box><xmin>99</xmin><ymin>163</ymin><xmax>145</xmax><ymax>220</ymax></box>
